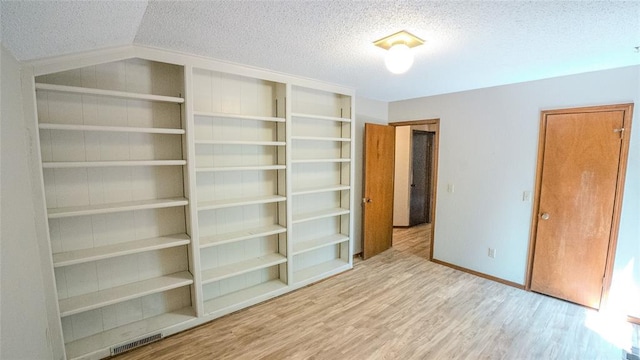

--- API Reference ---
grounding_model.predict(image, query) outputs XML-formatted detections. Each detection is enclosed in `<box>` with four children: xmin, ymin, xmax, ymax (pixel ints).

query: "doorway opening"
<box><xmin>361</xmin><ymin>119</ymin><xmax>439</xmax><ymax>260</ymax></box>
<box><xmin>391</xmin><ymin>119</ymin><xmax>439</xmax><ymax>260</ymax></box>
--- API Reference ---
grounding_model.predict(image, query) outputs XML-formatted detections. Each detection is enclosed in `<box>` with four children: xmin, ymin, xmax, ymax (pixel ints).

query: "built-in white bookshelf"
<box><xmin>190</xmin><ymin>68</ymin><xmax>288</xmax><ymax>315</ymax></box>
<box><xmin>34</xmin><ymin>58</ymin><xmax>195</xmax><ymax>359</ymax></box>
<box><xmin>289</xmin><ymin>86</ymin><xmax>353</xmax><ymax>285</ymax></box>
<box><xmin>28</xmin><ymin>48</ymin><xmax>355</xmax><ymax>360</ymax></box>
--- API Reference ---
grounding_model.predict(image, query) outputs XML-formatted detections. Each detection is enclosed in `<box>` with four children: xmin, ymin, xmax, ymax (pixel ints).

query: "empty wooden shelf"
<box><xmin>47</xmin><ymin>197</ymin><xmax>189</xmax><ymax>218</ymax></box>
<box><xmin>53</xmin><ymin>233</ymin><xmax>191</xmax><ymax>267</ymax></box>
<box><xmin>35</xmin><ymin>83</ymin><xmax>184</xmax><ymax>103</ymax></box>
<box><xmin>58</xmin><ymin>271</ymin><xmax>194</xmax><ymax>317</ymax></box>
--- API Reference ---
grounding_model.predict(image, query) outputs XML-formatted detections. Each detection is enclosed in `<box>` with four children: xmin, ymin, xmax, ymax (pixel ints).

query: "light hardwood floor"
<box><xmin>112</xmin><ymin>223</ymin><xmax>639</xmax><ymax>359</ymax></box>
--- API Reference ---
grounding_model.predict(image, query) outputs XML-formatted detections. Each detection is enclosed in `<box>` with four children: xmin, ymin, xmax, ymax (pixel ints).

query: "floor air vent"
<box><xmin>111</xmin><ymin>333</ymin><xmax>163</xmax><ymax>355</ymax></box>
<box><xmin>623</xmin><ymin>346</ymin><xmax>640</xmax><ymax>360</ymax></box>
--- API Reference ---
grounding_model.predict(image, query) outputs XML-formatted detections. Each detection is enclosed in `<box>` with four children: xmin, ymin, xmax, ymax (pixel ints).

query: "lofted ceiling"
<box><xmin>1</xmin><ymin>1</ymin><xmax>639</xmax><ymax>102</ymax></box>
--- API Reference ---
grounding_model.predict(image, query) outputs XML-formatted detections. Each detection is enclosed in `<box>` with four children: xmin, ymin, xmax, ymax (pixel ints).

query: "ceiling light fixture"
<box><xmin>374</xmin><ymin>30</ymin><xmax>424</xmax><ymax>74</ymax></box>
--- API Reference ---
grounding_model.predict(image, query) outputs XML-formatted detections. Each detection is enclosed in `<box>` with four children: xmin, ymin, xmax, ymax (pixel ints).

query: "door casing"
<box><xmin>525</xmin><ymin>104</ymin><xmax>634</xmax><ymax>309</ymax></box>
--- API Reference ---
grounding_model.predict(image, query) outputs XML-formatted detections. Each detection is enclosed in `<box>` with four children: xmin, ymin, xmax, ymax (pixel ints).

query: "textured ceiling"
<box><xmin>2</xmin><ymin>1</ymin><xmax>640</xmax><ymax>101</ymax></box>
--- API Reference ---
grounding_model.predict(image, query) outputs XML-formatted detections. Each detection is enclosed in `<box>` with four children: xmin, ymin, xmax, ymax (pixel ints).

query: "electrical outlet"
<box><xmin>447</xmin><ymin>184</ymin><xmax>455</xmax><ymax>193</ymax></box>
<box><xmin>488</xmin><ymin>248</ymin><xmax>496</xmax><ymax>258</ymax></box>
<box><xmin>523</xmin><ymin>191</ymin><xmax>532</xmax><ymax>202</ymax></box>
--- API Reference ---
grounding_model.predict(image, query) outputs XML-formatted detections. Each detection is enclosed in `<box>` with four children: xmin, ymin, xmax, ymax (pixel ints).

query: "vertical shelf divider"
<box><xmin>184</xmin><ymin>64</ymin><xmax>204</xmax><ymax>316</ymax></box>
<box><xmin>346</xmin><ymin>95</ymin><xmax>356</xmax><ymax>266</ymax></box>
<box><xmin>285</xmin><ymin>83</ymin><xmax>294</xmax><ymax>285</ymax></box>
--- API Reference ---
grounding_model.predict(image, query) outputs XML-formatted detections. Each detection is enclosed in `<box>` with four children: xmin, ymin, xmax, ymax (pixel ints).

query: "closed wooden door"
<box><xmin>363</xmin><ymin>123</ymin><xmax>395</xmax><ymax>259</ymax></box>
<box><xmin>530</xmin><ymin>104</ymin><xmax>633</xmax><ymax>309</ymax></box>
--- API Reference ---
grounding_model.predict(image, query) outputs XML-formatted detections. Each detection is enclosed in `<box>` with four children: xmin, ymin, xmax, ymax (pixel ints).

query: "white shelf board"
<box><xmin>58</xmin><ymin>271</ymin><xmax>193</xmax><ymax>317</ymax></box>
<box><xmin>292</xmin><ymin>234</ymin><xmax>349</xmax><ymax>255</ymax></box>
<box><xmin>38</xmin><ymin>123</ymin><xmax>185</xmax><ymax>134</ymax></box>
<box><xmin>200</xmin><ymin>224</ymin><xmax>286</xmax><ymax>248</ymax></box>
<box><xmin>53</xmin><ymin>233</ymin><xmax>191</xmax><ymax>268</ymax></box>
<box><xmin>198</xmin><ymin>195</ymin><xmax>285</xmax><ymax>211</ymax></box>
<box><xmin>42</xmin><ymin>160</ymin><xmax>186</xmax><ymax>168</ymax></box>
<box><xmin>293</xmin><ymin>259</ymin><xmax>349</xmax><ymax>284</ymax></box>
<box><xmin>193</xmin><ymin>111</ymin><xmax>285</xmax><ymax>123</ymax></box>
<box><xmin>196</xmin><ymin>164</ymin><xmax>286</xmax><ymax>172</ymax></box>
<box><xmin>291</xmin><ymin>136</ymin><xmax>351</xmax><ymax>142</ymax></box>
<box><xmin>201</xmin><ymin>253</ymin><xmax>287</xmax><ymax>284</ymax></box>
<box><xmin>292</xmin><ymin>208</ymin><xmax>350</xmax><ymax>224</ymax></box>
<box><xmin>203</xmin><ymin>280</ymin><xmax>286</xmax><ymax>314</ymax></box>
<box><xmin>65</xmin><ymin>306</ymin><xmax>195</xmax><ymax>360</ymax></box>
<box><xmin>291</xmin><ymin>158</ymin><xmax>351</xmax><ymax>164</ymax></box>
<box><xmin>48</xmin><ymin>197</ymin><xmax>188</xmax><ymax>219</ymax></box>
<box><xmin>35</xmin><ymin>83</ymin><xmax>184</xmax><ymax>103</ymax></box>
<box><xmin>292</xmin><ymin>184</ymin><xmax>350</xmax><ymax>196</ymax></box>
<box><xmin>291</xmin><ymin>112</ymin><xmax>351</xmax><ymax>123</ymax></box>
<box><xmin>195</xmin><ymin>140</ymin><xmax>285</xmax><ymax>146</ymax></box>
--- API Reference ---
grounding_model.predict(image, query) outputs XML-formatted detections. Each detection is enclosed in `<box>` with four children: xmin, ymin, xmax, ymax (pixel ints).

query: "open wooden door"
<box><xmin>362</xmin><ymin>123</ymin><xmax>395</xmax><ymax>259</ymax></box>
<box><xmin>529</xmin><ymin>104</ymin><xmax>633</xmax><ymax>309</ymax></box>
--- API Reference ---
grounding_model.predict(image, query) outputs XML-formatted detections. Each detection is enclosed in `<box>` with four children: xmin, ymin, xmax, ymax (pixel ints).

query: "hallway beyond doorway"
<box><xmin>393</xmin><ymin>223</ymin><xmax>431</xmax><ymax>259</ymax></box>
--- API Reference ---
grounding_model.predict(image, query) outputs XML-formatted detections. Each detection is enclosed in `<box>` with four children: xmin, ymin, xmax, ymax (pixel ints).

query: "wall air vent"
<box><xmin>111</xmin><ymin>333</ymin><xmax>163</xmax><ymax>356</ymax></box>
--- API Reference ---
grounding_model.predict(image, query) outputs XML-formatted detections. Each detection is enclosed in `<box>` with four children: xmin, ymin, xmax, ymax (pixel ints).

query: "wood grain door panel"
<box><xmin>530</xmin><ymin>110</ymin><xmax>624</xmax><ymax>309</ymax></box>
<box><xmin>363</xmin><ymin>123</ymin><xmax>395</xmax><ymax>259</ymax></box>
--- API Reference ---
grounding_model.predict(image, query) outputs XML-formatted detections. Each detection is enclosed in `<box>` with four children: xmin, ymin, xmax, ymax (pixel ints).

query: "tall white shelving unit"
<box><xmin>33</xmin><ymin>58</ymin><xmax>196</xmax><ymax>359</ymax></box>
<box><xmin>189</xmin><ymin>68</ymin><xmax>289</xmax><ymax>316</ymax></box>
<box><xmin>25</xmin><ymin>47</ymin><xmax>354</xmax><ymax>360</ymax></box>
<box><xmin>290</xmin><ymin>86</ymin><xmax>354</xmax><ymax>285</ymax></box>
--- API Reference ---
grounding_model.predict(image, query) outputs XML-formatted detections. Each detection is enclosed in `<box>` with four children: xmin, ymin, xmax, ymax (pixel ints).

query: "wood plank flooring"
<box><xmin>391</xmin><ymin>223</ymin><xmax>431</xmax><ymax>258</ymax></box>
<box><xmin>112</xmin><ymin>223</ymin><xmax>639</xmax><ymax>359</ymax></box>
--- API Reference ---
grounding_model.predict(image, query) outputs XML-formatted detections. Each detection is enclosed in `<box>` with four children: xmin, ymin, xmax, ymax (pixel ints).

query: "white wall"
<box><xmin>353</xmin><ymin>96</ymin><xmax>388</xmax><ymax>255</ymax></box>
<box><xmin>393</xmin><ymin>126</ymin><xmax>411</xmax><ymax>226</ymax></box>
<box><xmin>1</xmin><ymin>45</ymin><xmax>54</xmax><ymax>359</ymax></box>
<box><xmin>389</xmin><ymin>66</ymin><xmax>640</xmax><ymax>317</ymax></box>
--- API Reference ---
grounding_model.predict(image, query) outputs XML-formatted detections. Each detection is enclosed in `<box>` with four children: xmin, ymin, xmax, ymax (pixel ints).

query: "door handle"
<box><xmin>540</xmin><ymin>212</ymin><xmax>550</xmax><ymax>220</ymax></box>
<box><xmin>411</xmin><ymin>184</ymin><xmax>416</xmax><ymax>187</ymax></box>
<box><xmin>362</xmin><ymin>197</ymin><xmax>372</xmax><ymax>203</ymax></box>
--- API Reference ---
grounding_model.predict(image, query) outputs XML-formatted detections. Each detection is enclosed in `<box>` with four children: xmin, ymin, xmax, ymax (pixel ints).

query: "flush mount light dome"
<box><xmin>374</xmin><ymin>30</ymin><xmax>424</xmax><ymax>74</ymax></box>
<box><xmin>385</xmin><ymin>43</ymin><xmax>413</xmax><ymax>74</ymax></box>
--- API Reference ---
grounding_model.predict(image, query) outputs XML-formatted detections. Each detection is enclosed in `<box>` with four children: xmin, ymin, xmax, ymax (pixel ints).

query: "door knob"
<box><xmin>362</xmin><ymin>198</ymin><xmax>372</xmax><ymax>203</ymax></box>
<box><xmin>540</xmin><ymin>213</ymin><xmax>550</xmax><ymax>220</ymax></box>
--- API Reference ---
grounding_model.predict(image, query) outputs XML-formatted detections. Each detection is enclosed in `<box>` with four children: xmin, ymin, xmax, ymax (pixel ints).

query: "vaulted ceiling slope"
<box><xmin>2</xmin><ymin>1</ymin><xmax>639</xmax><ymax>101</ymax></box>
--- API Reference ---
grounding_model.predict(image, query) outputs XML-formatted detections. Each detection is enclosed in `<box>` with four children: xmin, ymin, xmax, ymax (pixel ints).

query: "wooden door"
<box><xmin>363</xmin><ymin>123</ymin><xmax>395</xmax><ymax>259</ymax></box>
<box><xmin>530</xmin><ymin>105</ymin><xmax>633</xmax><ymax>309</ymax></box>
